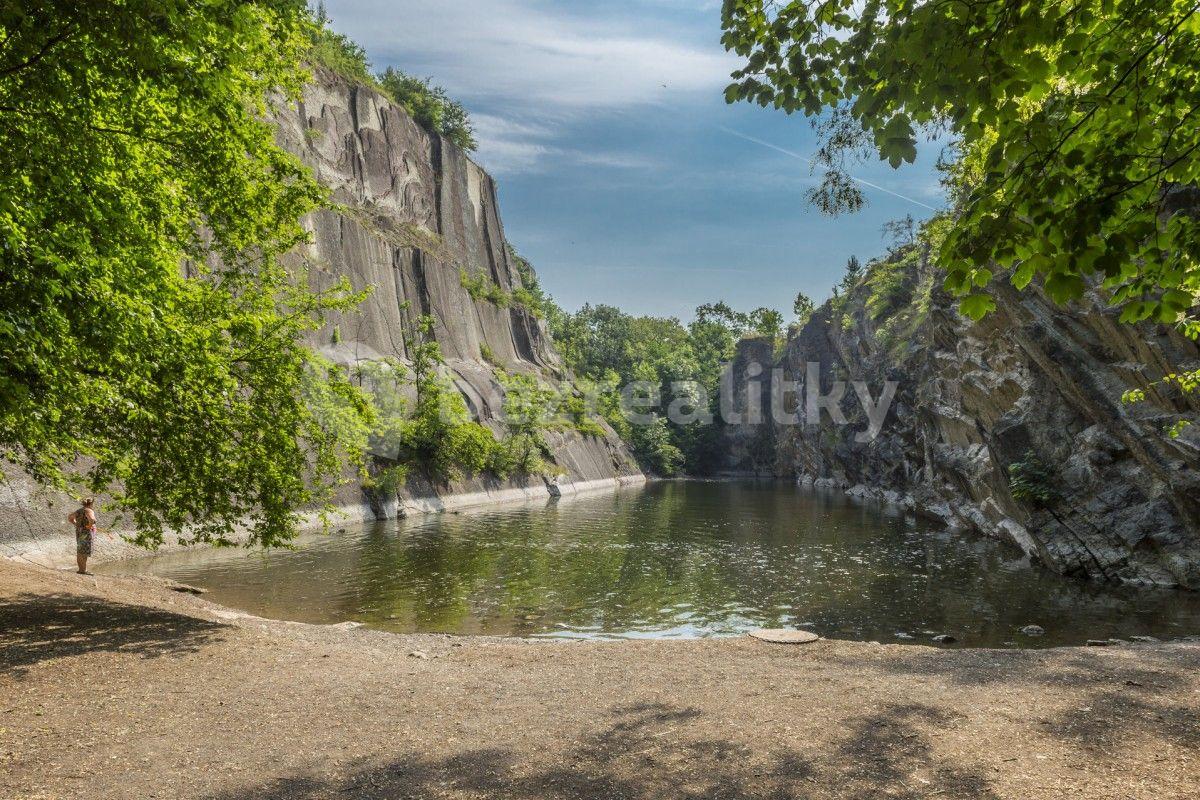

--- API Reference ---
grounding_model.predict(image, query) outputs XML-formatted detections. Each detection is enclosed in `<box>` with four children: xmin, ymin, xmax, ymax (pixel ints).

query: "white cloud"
<box><xmin>566</xmin><ymin>151</ymin><xmax>660</xmax><ymax>170</ymax></box>
<box><xmin>323</xmin><ymin>0</ymin><xmax>736</xmax><ymax>173</ymax></box>
<box><xmin>328</xmin><ymin>0</ymin><xmax>735</xmax><ymax>110</ymax></box>
<box><xmin>471</xmin><ymin>112</ymin><xmax>661</xmax><ymax>176</ymax></box>
<box><xmin>469</xmin><ymin>113</ymin><xmax>553</xmax><ymax>173</ymax></box>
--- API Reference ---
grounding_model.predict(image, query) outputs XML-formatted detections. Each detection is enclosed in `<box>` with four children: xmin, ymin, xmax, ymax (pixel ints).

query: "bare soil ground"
<box><xmin>2</xmin><ymin>558</ymin><xmax>1199</xmax><ymax>800</ymax></box>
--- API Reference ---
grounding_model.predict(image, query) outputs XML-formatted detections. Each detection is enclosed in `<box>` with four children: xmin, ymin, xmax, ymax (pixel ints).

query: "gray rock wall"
<box><xmin>275</xmin><ymin>68</ymin><xmax>641</xmax><ymax>514</ymax></box>
<box><xmin>721</xmin><ymin>250</ymin><xmax>1200</xmax><ymax>588</ymax></box>
<box><xmin>278</xmin><ymin>71</ymin><xmax>560</xmax><ymax>370</ymax></box>
<box><xmin>1</xmin><ymin>68</ymin><xmax>642</xmax><ymax>566</ymax></box>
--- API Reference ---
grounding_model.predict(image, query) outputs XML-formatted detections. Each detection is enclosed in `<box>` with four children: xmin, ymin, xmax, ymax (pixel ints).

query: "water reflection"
<box><xmin>104</xmin><ymin>481</ymin><xmax>1200</xmax><ymax>647</ymax></box>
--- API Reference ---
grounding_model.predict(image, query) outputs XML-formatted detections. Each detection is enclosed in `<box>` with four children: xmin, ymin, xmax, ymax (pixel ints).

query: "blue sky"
<box><xmin>321</xmin><ymin>0</ymin><xmax>947</xmax><ymax>320</ymax></box>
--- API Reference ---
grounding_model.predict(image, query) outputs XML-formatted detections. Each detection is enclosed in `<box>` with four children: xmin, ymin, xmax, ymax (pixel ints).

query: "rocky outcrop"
<box><xmin>274</xmin><ymin>68</ymin><xmax>641</xmax><ymax>515</ymax></box>
<box><xmin>280</xmin><ymin>70</ymin><xmax>556</xmax><ymax>371</ymax></box>
<box><xmin>722</xmin><ymin>247</ymin><xmax>1200</xmax><ymax>588</ymax></box>
<box><xmin>0</xmin><ymin>68</ymin><xmax>641</xmax><ymax>565</ymax></box>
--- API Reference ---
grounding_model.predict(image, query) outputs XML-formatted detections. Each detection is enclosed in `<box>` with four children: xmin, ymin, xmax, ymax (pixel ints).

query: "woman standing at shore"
<box><xmin>67</xmin><ymin>498</ymin><xmax>97</xmax><ymax>575</ymax></box>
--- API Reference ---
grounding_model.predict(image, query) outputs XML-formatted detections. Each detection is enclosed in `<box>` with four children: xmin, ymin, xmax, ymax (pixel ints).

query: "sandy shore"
<box><xmin>2</xmin><ymin>558</ymin><xmax>1199</xmax><ymax>800</ymax></box>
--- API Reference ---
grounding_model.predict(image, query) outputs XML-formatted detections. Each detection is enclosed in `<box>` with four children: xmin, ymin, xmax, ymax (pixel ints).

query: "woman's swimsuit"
<box><xmin>74</xmin><ymin>510</ymin><xmax>96</xmax><ymax>556</ymax></box>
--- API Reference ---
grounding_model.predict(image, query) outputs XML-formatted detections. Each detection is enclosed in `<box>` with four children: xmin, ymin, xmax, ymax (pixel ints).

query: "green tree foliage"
<box><xmin>1122</xmin><ymin>371</ymin><xmax>1199</xmax><ymax>438</ymax></box>
<box><xmin>460</xmin><ymin>269</ymin><xmax>512</xmax><ymax>307</ymax></box>
<box><xmin>358</xmin><ymin>308</ymin><xmax>592</xmax><ymax>487</ymax></box>
<box><xmin>0</xmin><ymin>0</ymin><xmax>375</xmax><ymax>548</ymax></box>
<box><xmin>496</xmin><ymin>253</ymin><xmax>785</xmax><ymax>477</ymax></box>
<box><xmin>308</xmin><ymin>1</ymin><xmax>374</xmax><ymax>84</ymax></box>
<box><xmin>557</xmin><ymin>389</ymin><xmax>608</xmax><ymax>439</ymax></box>
<box><xmin>840</xmin><ymin>255</ymin><xmax>863</xmax><ymax>293</ymax></box>
<box><xmin>830</xmin><ymin>216</ymin><xmax>941</xmax><ymax>353</ymax></box>
<box><xmin>864</xmin><ymin>217</ymin><xmax>945</xmax><ymax>323</ymax></box>
<box><xmin>507</xmin><ymin>245</ymin><xmax>553</xmax><ymax>319</ymax></box>
<box><xmin>549</xmin><ymin>305</ymin><xmax>689</xmax><ymax>474</ymax></box>
<box><xmin>881</xmin><ymin>216</ymin><xmax>917</xmax><ymax>252</ymax></box>
<box><xmin>695</xmin><ymin>301</ymin><xmax>748</xmax><ymax>332</ymax></box>
<box><xmin>460</xmin><ymin>265</ymin><xmax>544</xmax><ymax>317</ymax></box>
<box><xmin>864</xmin><ymin>254</ymin><xmax>917</xmax><ymax>323</ymax></box>
<box><xmin>1008</xmin><ymin>452</ymin><xmax>1060</xmax><ymax>507</ymax></box>
<box><xmin>688</xmin><ymin>317</ymin><xmax>739</xmax><ymax>394</ymax></box>
<box><xmin>749</xmin><ymin>307</ymin><xmax>784</xmax><ymax>340</ymax></box>
<box><xmin>367</xmin><ymin>313</ymin><xmax>511</xmax><ymax>484</ymax></box>
<box><xmin>496</xmin><ymin>371</ymin><xmax>557</xmax><ymax>475</ymax></box>
<box><xmin>351</xmin><ymin>360</ymin><xmax>408</xmax><ymax>497</ymax></box>
<box><xmin>378</xmin><ymin>68</ymin><xmax>477</xmax><ymax>152</ymax></box>
<box><xmin>792</xmin><ymin>291</ymin><xmax>815</xmax><ymax>325</ymax></box>
<box><xmin>479</xmin><ymin>342</ymin><xmax>499</xmax><ymax>367</ymax></box>
<box><xmin>695</xmin><ymin>301</ymin><xmax>786</xmax><ymax>342</ymax></box>
<box><xmin>631</xmin><ymin>416</ymin><xmax>685</xmax><ymax>476</ymax></box>
<box><xmin>721</xmin><ymin>0</ymin><xmax>1200</xmax><ymax>328</ymax></box>
<box><xmin>547</xmin><ymin>300</ymin><xmax>763</xmax><ymax>475</ymax></box>
<box><xmin>551</xmin><ymin>304</ymin><xmax>636</xmax><ymax>380</ymax></box>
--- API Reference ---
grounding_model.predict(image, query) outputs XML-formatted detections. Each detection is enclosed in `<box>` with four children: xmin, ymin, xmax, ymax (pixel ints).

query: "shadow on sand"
<box><xmin>204</xmin><ymin>700</ymin><xmax>1003</xmax><ymax>800</ymax></box>
<box><xmin>0</xmin><ymin>591</ymin><xmax>227</xmax><ymax>678</ymax></box>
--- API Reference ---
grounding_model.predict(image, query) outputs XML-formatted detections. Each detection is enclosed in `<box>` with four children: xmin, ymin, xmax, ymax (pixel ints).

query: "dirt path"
<box><xmin>2</xmin><ymin>559</ymin><xmax>1198</xmax><ymax>800</ymax></box>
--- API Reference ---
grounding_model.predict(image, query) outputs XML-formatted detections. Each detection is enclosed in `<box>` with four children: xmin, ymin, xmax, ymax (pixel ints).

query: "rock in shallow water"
<box><xmin>1020</xmin><ymin>625</ymin><xmax>1045</xmax><ymax>636</ymax></box>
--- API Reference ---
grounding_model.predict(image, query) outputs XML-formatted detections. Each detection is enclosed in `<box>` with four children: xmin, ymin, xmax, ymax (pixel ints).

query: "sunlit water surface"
<box><xmin>103</xmin><ymin>481</ymin><xmax>1200</xmax><ymax>647</ymax></box>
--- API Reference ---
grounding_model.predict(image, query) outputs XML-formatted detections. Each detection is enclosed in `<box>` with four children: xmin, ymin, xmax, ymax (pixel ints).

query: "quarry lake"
<box><xmin>103</xmin><ymin>480</ymin><xmax>1200</xmax><ymax>648</ymax></box>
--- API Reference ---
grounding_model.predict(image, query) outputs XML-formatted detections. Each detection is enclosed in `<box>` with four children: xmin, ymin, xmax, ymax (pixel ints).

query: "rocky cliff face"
<box><xmin>721</xmin><ymin>247</ymin><xmax>1200</xmax><ymax>588</ymax></box>
<box><xmin>0</xmin><ymin>69</ymin><xmax>641</xmax><ymax>564</ymax></box>
<box><xmin>274</xmin><ymin>68</ymin><xmax>642</xmax><ymax>513</ymax></box>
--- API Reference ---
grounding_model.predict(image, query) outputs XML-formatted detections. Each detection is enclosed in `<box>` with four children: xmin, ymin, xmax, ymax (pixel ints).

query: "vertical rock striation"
<box><xmin>273</xmin><ymin>68</ymin><xmax>642</xmax><ymax>514</ymax></box>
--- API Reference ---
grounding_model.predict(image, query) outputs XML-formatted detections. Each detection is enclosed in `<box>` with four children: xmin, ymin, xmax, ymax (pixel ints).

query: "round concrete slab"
<box><xmin>748</xmin><ymin>629</ymin><xmax>821</xmax><ymax>644</ymax></box>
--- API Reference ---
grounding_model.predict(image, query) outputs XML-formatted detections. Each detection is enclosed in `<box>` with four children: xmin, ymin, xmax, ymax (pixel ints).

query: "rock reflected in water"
<box><xmin>104</xmin><ymin>480</ymin><xmax>1200</xmax><ymax>648</ymax></box>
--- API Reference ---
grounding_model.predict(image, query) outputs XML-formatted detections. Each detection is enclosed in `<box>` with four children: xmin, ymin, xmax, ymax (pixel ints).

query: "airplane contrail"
<box><xmin>717</xmin><ymin>125</ymin><xmax>939</xmax><ymax>212</ymax></box>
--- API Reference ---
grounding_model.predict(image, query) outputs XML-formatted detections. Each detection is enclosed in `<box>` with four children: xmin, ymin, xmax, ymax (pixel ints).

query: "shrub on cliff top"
<box><xmin>308</xmin><ymin>2</ymin><xmax>377</xmax><ymax>86</ymax></box>
<box><xmin>308</xmin><ymin>6</ymin><xmax>476</xmax><ymax>151</ymax></box>
<box><xmin>378</xmin><ymin>68</ymin><xmax>477</xmax><ymax>152</ymax></box>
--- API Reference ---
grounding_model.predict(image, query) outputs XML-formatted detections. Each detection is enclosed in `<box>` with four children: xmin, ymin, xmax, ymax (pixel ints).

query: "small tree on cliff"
<box><xmin>748</xmin><ymin>308</ymin><xmax>784</xmax><ymax>341</ymax></box>
<box><xmin>881</xmin><ymin>217</ymin><xmax>916</xmax><ymax>253</ymax></box>
<box><xmin>839</xmin><ymin>255</ymin><xmax>863</xmax><ymax>293</ymax></box>
<box><xmin>792</xmin><ymin>292</ymin><xmax>815</xmax><ymax>326</ymax></box>
<box><xmin>695</xmin><ymin>301</ymin><xmax>750</xmax><ymax>334</ymax></box>
<box><xmin>308</xmin><ymin>1</ymin><xmax>374</xmax><ymax>83</ymax></box>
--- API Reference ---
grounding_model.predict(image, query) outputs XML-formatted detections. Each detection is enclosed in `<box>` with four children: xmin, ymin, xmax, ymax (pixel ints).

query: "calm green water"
<box><xmin>104</xmin><ymin>481</ymin><xmax>1200</xmax><ymax>647</ymax></box>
